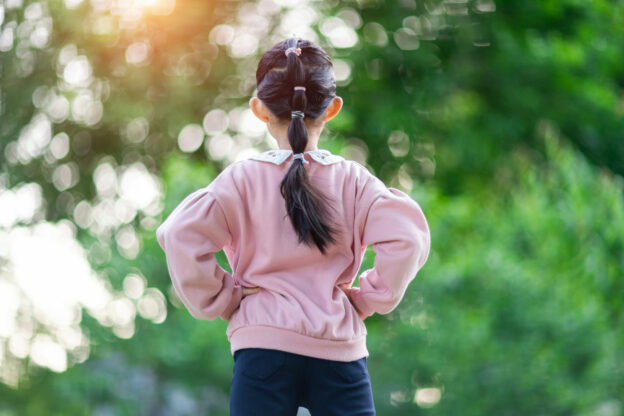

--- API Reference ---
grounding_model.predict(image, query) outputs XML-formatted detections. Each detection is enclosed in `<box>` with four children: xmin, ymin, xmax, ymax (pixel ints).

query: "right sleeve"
<box><xmin>155</xmin><ymin>174</ymin><xmax>243</xmax><ymax>322</ymax></box>
<box><xmin>349</xmin><ymin>176</ymin><xmax>431</xmax><ymax>319</ymax></box>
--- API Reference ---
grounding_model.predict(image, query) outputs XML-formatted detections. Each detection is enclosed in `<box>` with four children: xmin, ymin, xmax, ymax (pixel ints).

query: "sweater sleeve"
<box><xmin>349</xmin><ymin>177</ymin><xmax>431</xmax><ymax>319</ymax></box>
<box><xmin>155</xmin><ymin>186</ymin><xmax>242</xmax><ymax>322</ymax></box>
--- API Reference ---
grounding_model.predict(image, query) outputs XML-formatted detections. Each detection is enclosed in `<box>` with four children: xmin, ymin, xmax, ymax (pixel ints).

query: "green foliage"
<box><xmin>331</xmin><ymin>0</ymin><xmax>624</xmax><ymax>193</ymax></box>
<box><xmin>367</xmin><ymin>131</ymin><xmax>624</xmax><ymax>414</ymax></box>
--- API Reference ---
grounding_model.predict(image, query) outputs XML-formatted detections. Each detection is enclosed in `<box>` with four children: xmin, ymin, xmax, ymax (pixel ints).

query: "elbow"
<box><xmin>398</xmin><ymin>204</ymin><xmax>431</xmax><ymax>269</ymax></box>
<box><xmin>178</xmin><ymin>291</ymin><xmax>224</xmax><ymax>321</ymax></box>
<box><xmin>372</xmin><ymin>298</ymin><xmax>403</xmax><ymax>316</ymax></box>
<box><xmin>378</xmin><ymin>286</ymin><xmax>408</xmax><ymax>315</ymax></box>
<box><xmin>156</xmin><ymin>223</ymin><xmax>169</xmax><ymax>250</ymax></box>
<box><xmin>188</xmin><ymin>308</ymin><xmax>220</xmax><ymax>321</ymax></box>
<box><xmin>156</xmin><ymin>221</ymin><xmax>188</xmax><ymax>253</ymax></box>
<box><xmin>375</xmin><ymin>298</ymin><xmax>401</xmax><ymax>315</ymax></box>
<box><xmin>358</xmin><ymin>284</ymin><xmax>406</xmax><ymax>316</ymax></box>
<box><xmin>188</xmin><ymin>302</ymin><xmax>239</xmax><ymax>323</ymax></box>
<box><xmin>406</xmin><ymin>227</ymin><xmax>431</xmax><ymax>269</ymax></box>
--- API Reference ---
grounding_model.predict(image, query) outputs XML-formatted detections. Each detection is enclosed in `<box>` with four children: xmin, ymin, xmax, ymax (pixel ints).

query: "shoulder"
<box><xmin>342</xmin><ymin>159</ymin><xmax>385</xmax><ymax>191</ymax></box>
<box><xmin>344</xmin><ymin>159</ymin><xmax>375</xmax><ymax>177</ymax></box>
<box><xmin>214</xmin><ymin>150</ymin><xmax>382</xmax><ymax>188</ymax></box>
<box><xmin>203</xmin><ymin>159</ymin><xmax>249</xmax><ymax>201</ymax></box>
<box><xmin>207</xmin><ymin>159</ymin><xmax>244</xmax><ymax>185</ymax></box>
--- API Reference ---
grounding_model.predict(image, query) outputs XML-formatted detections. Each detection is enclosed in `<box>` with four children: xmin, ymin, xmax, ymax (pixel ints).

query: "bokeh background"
<box><xmin>1</xmin><ymin>0</ymin><xmax>624</xmax><ymax>414</ymax></box>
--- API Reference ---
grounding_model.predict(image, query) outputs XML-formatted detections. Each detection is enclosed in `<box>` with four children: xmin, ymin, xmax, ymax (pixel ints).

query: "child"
<box><xmin>156</xmin><ymin>36</ymin><xmax>431</xmax><ymax>416</ymax></box>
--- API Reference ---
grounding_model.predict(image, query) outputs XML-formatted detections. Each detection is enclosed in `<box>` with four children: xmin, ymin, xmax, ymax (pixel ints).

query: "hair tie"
<box><xmin>293</xmin><ymin>153</ymin><xmax>308</xmax><ymax>164</ymax></box>
<box><xmin>294</xmin><ymin>86</ymin><xmax>306</xmax><ymax>91</ymax></box>
<box><xmin>291</xmin><ymin>110</ymin><xmax>305</xmax><ymax>119</ymax></box>
<box><xmin>285</xmin><ymin>47</ymin><xmax>302</xmax><ymax>57</ymax></box>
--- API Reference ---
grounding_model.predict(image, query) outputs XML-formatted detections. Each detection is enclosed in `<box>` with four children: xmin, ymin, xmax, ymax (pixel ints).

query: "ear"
<box><xmin>323</xmin><ymin>96</ymin><xmax>343</xmax><ymax>122</ymax></box>
<box><xmin>249</xmin><ymin>97</ymin><xmax>270</xmax><ymax>123</ymax></box>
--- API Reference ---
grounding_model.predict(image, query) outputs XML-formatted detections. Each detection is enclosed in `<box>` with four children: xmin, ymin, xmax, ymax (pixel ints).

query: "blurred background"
<box><xmin>1</xmin><ymin>0</ymin><xmax>623</xmax><ymax>414</ymax></box>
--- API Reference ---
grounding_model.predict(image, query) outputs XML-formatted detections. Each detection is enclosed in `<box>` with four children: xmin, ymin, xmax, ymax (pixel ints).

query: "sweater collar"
<box><xmin>249</xmin><ymin>148</ymin><xmax>345</xmax><ymax>166</ymax></box>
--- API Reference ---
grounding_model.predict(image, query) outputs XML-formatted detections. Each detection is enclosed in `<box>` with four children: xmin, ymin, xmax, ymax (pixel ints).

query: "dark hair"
<box><xmin>255</xmin><ymin>36</ymin><xmax>340</xmax><ymax>254</ymax></box>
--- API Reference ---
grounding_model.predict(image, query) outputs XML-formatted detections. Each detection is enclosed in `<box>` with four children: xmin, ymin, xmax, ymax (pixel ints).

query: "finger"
<box><xmin>242</xmin><ymin>287</ymin><xmax>260</xmax><ymax>296</ymax></box>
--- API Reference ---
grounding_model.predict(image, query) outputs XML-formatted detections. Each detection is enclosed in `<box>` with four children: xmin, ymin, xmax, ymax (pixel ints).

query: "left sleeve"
<box><xmin>349</xmin><ymin>177</ymin><xmax>431</xmax><ymax>319</ymax></box>
<box><xmin>156</xmin><ymin>186</ymin><xmax>242</xmax><ymax>321</ymax></box>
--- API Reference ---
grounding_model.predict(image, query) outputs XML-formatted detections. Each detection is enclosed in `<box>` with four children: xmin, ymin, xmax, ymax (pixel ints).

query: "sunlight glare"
<box><xmin>118</xmin><ymin>162</ymin><xmax>161</xmax><ymax>211</ymax></box>
<box><xmin>362</xmin><ymin>22</ymin><xmax>388</xmax><ymax>46</ymax></box>
<box><xmin>30</xmin><ymin>334</ymin><xmax>67</xmax><ymax>373</ymax></box>
<box><xmin>333</xmin><ymin>59</ymin><xmax>351</xmax><ymax>84</ymax></box>
<box><xmin>393</xmin><ymin>28</ymin><xmax>419</xmax><ymax>50</ymax></box>
<box><xmin>137</xmin><ymin>288</ymin><xmax>167</xmax><ymax>323</ymax></box>
<box><xmin>209</xmin><ymin>24</ymin><xmax>234</xmax><ymax>45</ymax></box>
<box><xmin>52</xmin><ymin>162</ymin><xmax>80</xmax><ymax>191</ymax></box>
<box><xmin>202</xmin><ymin>109</ymin><xmax>229</xmax><ymax>135</ymax></box>
<box><xmin>0</xmin><ymin>182</ymin><xmax>43</xmax><ymax>228</ymax></box>
<box><xmin>125</xmin><ymin>41</ymin><xmax>149</xmax><ymax>64</ymax></box>
<box><xmin>115</xmin><ymin>224</ymin><xmax>140</xmax><ymax>259</ymax></box>
<box><xmin>16</xmin><ymin>112</ymin><xmax>52</xmax><ymax>163</ymax></box>
<box><xmin>63</xmin><ymin>55</ymin><xmax>93</xmax><ymax>87</ymax></box>
<box><xmin>320</xmin><ymin>17</ymin><xmax>358</xmax><ymax>48</ymax></box>
<box><xmin>177</xmin><ymin>124</ymin><xmax>205</xmax><ymax>153</ymax></box>
<box><xmin>93</xmin><ymin>161</ymin><xmax>118</xmax><ymax>198</ymax></box>
<box><xmin>206</xmin><ymin>134</ymin><xmax>233</xmax><ymax>160</ymax></box>
<box><xmin>388</xmin><ymin>130</ymin><xmax>410</xmax><ymax>157</ymax></box>
<box><xmin>0</xmin><ymin>221</ymin><xmax>115</xmax><ymax>380</ymax></box>
<box><xmin>229</xmin><ymin>32</ymin><xmax>259</xmax><ymax>58</ymax></box>
<box><xmin>414</xmin><ymin>387</ymin><xmax>442</xmax><ymax>408</ymax></box>
<box><xmin>123</xmin><ymin>273</ymin><xmax>146</xmax><ymax>299</ymax></box>
<box><xmin>239</xmin><ymin>109</ymin><xmax>266</xmax><ymax>137</ymax></box>
<box><xmin>64</xmin><ymin>0</ymin><xmax>84</xmax><ymax>9</ymax></box>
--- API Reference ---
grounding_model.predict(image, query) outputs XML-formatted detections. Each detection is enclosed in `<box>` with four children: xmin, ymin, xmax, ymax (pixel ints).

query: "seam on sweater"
<box><xmin>201</xmin><ymin>189</ymin><xmax>237</xmax><ymax>287</ymax></box>
<box><xmin>203</xmin><ymin>190</ymin><xmax>233</xmax><ymax>247</ymax></box>
<box><xmin>228</xmin><ymin>323</ymin><xmax>366</xmax><ymax>342</ymax></box>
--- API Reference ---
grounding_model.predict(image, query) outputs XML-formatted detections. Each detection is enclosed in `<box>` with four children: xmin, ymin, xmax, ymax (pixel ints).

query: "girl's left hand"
<box><xmin>338</xmin><ymin>282</ymin><xmax>352</xmax><ymax>298</ymax></box>
<box><xmin>242</xmin><ymin>286</ymin><xmax>260</xmax><ymax>297</ymax></box>
<box><xmin>338</xmin><ymin>283</ymin><xmax>367</xmax><ymax>320</ymax></box>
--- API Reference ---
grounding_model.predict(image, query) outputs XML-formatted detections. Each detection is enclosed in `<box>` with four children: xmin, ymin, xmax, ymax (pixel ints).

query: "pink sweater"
<box><xmin>156</xmin><ymin>148</ymin><xmax>431</xmax><ymax>361</ymax></box>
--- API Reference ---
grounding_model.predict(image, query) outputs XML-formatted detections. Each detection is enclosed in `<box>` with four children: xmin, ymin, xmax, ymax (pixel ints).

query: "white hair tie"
<box><xmin>293</xmin><ymin>153</ymin><xmax>308</xmax><ymax>164</ymax></box>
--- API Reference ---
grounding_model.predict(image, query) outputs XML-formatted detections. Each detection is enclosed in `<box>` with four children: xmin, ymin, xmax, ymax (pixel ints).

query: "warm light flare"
<box><xmin>132</xmin><ymin>0</ymin><xmax>176</xmax><ymax>16</ymax></box>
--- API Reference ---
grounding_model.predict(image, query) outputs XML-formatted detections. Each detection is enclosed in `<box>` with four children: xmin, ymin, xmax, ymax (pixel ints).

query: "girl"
<box><xmin>156</xmin><ymin>36</ymin><xmax>431</xmax><ymax>416</ymax></box>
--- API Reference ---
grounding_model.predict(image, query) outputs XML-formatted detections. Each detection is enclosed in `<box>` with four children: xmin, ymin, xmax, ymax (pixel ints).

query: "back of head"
<box><xmin>255</xmin><ymin>36</ymin><xmax>340</xmax><ymax>254</ymax></box>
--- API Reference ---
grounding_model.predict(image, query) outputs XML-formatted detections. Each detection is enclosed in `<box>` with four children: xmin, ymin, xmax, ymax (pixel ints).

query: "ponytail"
<box><xmin>276</xmin><ymin>37</ymin><xmax>340</xmax><ymax>254</ymax></box>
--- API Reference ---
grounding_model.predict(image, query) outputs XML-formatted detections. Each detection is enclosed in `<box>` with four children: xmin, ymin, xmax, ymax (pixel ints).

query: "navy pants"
<box><xmin>230</xmin><ymin>348</ymin><xmax>376</xmax><ymax>416</ymax></box>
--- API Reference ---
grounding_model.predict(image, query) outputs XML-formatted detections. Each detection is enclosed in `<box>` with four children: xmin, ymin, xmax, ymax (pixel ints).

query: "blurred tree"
<box><xmin>367</xmin><ymin>128</ymin><xmax>624</xmax><ymax>415</ymax></box>
<box><xmin>330</xmin><ymin>0</ymin><xmax>624</xmax><ymax>194</ymax></box>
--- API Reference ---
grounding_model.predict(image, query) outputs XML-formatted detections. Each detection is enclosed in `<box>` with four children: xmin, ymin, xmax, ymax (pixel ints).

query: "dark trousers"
<box><xmin>230</xmin><ymin>348</ymin><xmax>376</xmax><ymax>416</ymax></box>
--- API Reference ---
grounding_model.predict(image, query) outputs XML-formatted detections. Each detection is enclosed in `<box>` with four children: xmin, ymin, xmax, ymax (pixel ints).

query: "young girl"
<box><xmin>156</xmin><ymin>36</ymin><xmax>431</xmax><ymax>416</ymax></box>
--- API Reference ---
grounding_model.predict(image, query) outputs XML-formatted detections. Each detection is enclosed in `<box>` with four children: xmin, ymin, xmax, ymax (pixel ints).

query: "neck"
<box><xmin>269</xmin><ymin>119</ymin><xmax>324</xmax><ymax>152</ymax></box>
<box><xmin>276</xmin><ymin>138</ymin><xmax>319</xmax><ymax>152</ymax></box>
